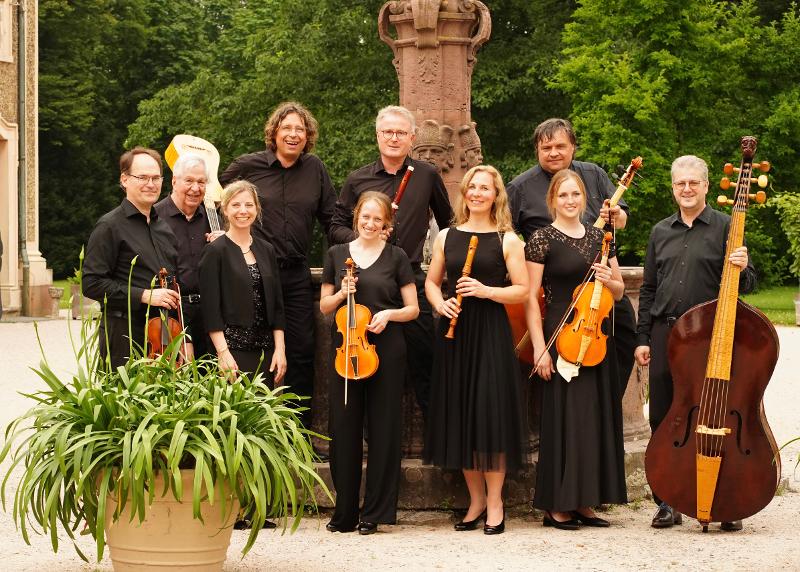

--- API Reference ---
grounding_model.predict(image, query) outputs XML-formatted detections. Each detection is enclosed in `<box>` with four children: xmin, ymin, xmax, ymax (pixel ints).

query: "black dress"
<box><xmin>526</xmin><ymin>224</ymin><xmax>627</xmax><ymax>511</ymax></box>
<box><xmin>425</xmin><ymin>229</ymin><xmax>526</xmax><ymax>472</ymax></box>
<box><xmin>322</xmin><ymin>242</ymin><xmax>415</xmax><ymax>528</ymax></box>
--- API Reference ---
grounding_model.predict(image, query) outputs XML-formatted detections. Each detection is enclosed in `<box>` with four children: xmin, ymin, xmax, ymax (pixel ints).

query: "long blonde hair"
<box><xmin>453</xmin><ymin>165</ymin><xmax>513</xmax><ymax>232</ymax></box>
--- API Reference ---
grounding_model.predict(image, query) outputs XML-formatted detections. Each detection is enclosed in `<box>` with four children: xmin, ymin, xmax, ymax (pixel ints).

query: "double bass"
<box><xmin>645</xmin><ymin>136</ymin><xmax>780</xmax><ymax>531</ymax></box>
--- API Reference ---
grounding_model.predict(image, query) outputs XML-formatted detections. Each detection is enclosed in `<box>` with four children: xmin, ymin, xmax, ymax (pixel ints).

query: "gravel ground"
<box><xmin>1</xmin><ymin>318</ymin><xmax>798</xmax><ymax>571</ymax></box>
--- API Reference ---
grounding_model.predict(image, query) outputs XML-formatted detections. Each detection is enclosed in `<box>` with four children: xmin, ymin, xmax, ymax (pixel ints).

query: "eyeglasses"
<box><xmin>379</xmin><ymin>129</ymin><xmax>410</xmax><ymax>141</ymax></box>
<box><xmin>672</xmin><ymin>180</ymin><xmax>706</xmax><ymax>191</ymax></box>
<box><xmin>181</xmin><ymin>178</ymin><xmax>207</xmax><ymax>188</ymax></box>
<box><xmin>127</xmin><ymin>174</ymin><xmax>164</xmax><ymax>185</ymax></box>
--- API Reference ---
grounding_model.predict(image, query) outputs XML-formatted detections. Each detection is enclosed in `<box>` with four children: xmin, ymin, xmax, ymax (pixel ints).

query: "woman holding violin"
<box><xmin>525</xmin><ymin>169</ymin><xmax>627</xmax><ymax>530</ymax></box>
<box><xmin>424</xmin><ymin>165</ymin><xmax>528</xmax><ymax>535</ymax></box>
<box><xmin>320</xmin><ymin>191</ymin><xmax>419</xmax><ymax>535</ymax></box>
<box><xmin>198</xmin><ymin>180</ymin><xmax>287</xmax><ymax>382</ymax></box>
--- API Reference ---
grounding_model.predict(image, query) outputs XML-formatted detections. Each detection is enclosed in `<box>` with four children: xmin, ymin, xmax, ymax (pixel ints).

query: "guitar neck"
<box><xmin>204</xmin><ymin>197</ymin><xmax>222</xmax><ymax>232</ymax></box>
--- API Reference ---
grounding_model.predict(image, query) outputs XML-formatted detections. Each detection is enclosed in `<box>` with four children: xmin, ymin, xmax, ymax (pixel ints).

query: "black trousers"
<box><xmin>182</xmin><ymin>301</ymin><xmax>211</xmax><ymax>358</ymax></box>
<box><xmin>613</xmin><ymin>295</ymin><xmax>638</xmax><ymax>395</ymax></box>
<box><xmin>230</xmin><ymin>348</ymin><xmax>274</xmax><ymax>384</ymax></box>
<box><xmin>646</xmin><ymin>318</ymin><xmax>675</xmax><ymax>506</ymax></box>
<box><xmin>278</xmin><ymin>264</ymin><xmax>315</xmax><ymax>428</ymax></box>
<box><xmin>328</xmin><ymin>323</ymin><xmax>405</xmax><ymax>528</ymax></box>
<box><xmin>404</xmin><ymin>266</ymin><xmax>434</xmax><ymax>418</ymax></box>
<box><xmin>98</xmin><ymin>312</ymin><xmax>146</xmax><ymax>369</ymax></box>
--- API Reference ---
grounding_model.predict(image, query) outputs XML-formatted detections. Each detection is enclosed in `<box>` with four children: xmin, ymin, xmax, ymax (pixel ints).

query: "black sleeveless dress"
<box><xmin>526</xmin><ymin>224</ymin><xmax>627</xmax><ymax>511</ymax></box>
<box><xmin>425</xmin><ymin>228</ymin><xmax>526</xmax><ymax>472</ymax></box>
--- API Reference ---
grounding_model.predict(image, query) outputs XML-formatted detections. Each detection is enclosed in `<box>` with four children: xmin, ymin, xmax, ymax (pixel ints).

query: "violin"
<box><xmin>146</xmin><ymin>268</ymin><xmax>188</xmax><ymax>365</ymax></box>
<box><xmin>334</xmin><ymin>258</ymin><xmax>379</xmax><ymax>405</ymax></box>
<box><xmin>555</xmin><ymin>232</ymin><xmax>614</xmax><ymax>381</ymax></box>
<box><xmin>507</xmin><ymin>157</ymin><xmax>643</xmax><ymax>365</ymax></box>
<box><xmin>645</xmin><ymin>136</ymin><xmax>779</xmax><ymax>530</ymax></box>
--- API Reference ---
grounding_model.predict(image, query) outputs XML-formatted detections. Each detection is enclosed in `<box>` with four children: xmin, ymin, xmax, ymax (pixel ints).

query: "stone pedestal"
<box><xmin>379</xmin><ymin>0</ymin><xmax>491</xmax><ymax>203</ymax></box>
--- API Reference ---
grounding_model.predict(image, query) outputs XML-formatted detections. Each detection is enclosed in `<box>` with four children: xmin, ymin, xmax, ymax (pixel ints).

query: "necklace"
<box><xmin>227</xmin><ymin>232</ymin><xmax>253</xmax><ymax>254</ymax></box>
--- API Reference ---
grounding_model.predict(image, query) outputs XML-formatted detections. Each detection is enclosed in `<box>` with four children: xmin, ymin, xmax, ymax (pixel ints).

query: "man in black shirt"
<box><xmin>635</xmin><ymin>155</ymin><xmax>755</xmax><ymax>531</ymax></box>
<box><xmin>83</xmin><ymin>147</ymin><xmax>181</xmax><ymax>368</ymax></box>
<box><xmin>330</xmin><ymin>105</ymin><xmax>453</xmax><ymax>417</ymax></box>
<box><xmin>155</xmin><ymin>154</ymin><xmax>225</xmax><ymax>358</ymax></box>
<box><xmin>508</xmin><ymin>118</ymin><xmax>637</xmax><ymax>394</ymax></box>
<box><xmin>220</xmin><ymin>101</ymin><xmax>337</xmax><ymax>428</ymax></box>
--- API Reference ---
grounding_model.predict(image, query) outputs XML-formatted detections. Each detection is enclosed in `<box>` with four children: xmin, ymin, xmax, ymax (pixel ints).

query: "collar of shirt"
<box><xmin>375</xmin><ymin>155</ymin><xmax>412</xmax><ymax>175</ymax></box>
<box><xmin>669</xmin><ymin>204</ymin><xmax>712</xmax><ymax>228</ymax></box>
<box><xmin>160</xmin><ymin>195</ymin><xmax>207</xmax><ymax>222</ymax></box>
<box><xmin>121</xmin><ymin>198</ymin><xmax>157</xmax><ymax>221</ymax></box>
<box><xmin>263</xmin><ymin>148</ymin><xmax>307</xmax><ymax>169</ymax></box>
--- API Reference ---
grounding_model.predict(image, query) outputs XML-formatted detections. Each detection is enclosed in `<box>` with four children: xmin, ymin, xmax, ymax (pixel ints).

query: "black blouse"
<box><xmin>322</xmin><ymin>243</ymin><xmax>415</xmax><ymax>315</ymax></box>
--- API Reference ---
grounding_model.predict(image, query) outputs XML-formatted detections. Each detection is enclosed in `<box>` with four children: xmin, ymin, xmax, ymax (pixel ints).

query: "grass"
<box><xmin>52</xmin><ymin>279</ymin><xmax>72</xmax><ymax>310</ymax></box>
<box><xmin>742</xmin><ymin>285</ymin><xmax>797</xmax><ymax>326</ymax></box>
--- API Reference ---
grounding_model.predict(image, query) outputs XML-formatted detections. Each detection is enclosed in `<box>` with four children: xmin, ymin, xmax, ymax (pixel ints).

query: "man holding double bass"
<box><xmin>634</xmin><ymin>155</ymin><xmax>755</xmax><ymax>531</ymax></box>
<box><xmin>508</xmin><ymin>117</ymin><xmax>637</xmax><ymax>394</ymax></box>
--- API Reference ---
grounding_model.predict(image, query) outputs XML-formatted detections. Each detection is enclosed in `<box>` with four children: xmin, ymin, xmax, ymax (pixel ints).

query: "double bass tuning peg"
<box><xmin>717</xmin><ymin>191</ymin><xmax>766</xmax><ymax>206</ymax></box>
<box><xmin>719</xmin><ymin>174</ymin><xmax>768</xmax><ymax>190</ymax></box>
<box><xmin>723</xmin><ymin>161</ymin><xmax>770</xmax><ymax>175</ymax></box>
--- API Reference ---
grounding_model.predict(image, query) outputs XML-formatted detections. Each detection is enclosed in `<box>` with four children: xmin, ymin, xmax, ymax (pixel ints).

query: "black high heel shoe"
<box><xmin>454</xmin><ymin>509</ymin><xmax>487</xmax><ymax>531</ymax></box>
<box><xmin>570</xmin><ymin>511</ymin><xmax>610</xmax><ymax>528</ymax></box>
<box><xmin>483</xmin><ymin>511</ymin><xmax>505</xmax><ymax>535</ymax></box>
<box><xmin>543</xmin><ymin>511</ymin><xmax>580</xmax><ymax>530</ymax></box>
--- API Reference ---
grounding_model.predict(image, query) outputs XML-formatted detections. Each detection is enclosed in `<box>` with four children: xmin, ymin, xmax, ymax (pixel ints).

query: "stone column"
<box><xmin>379</xmin><ymin>0</ymin><xmax>491</xmax><ymax>204</ymax></box>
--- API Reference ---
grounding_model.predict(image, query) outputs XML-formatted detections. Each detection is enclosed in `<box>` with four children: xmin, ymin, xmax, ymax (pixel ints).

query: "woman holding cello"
<box><xmin>424</xmin><ymin>165</ymin><xmax>528</xmax><ymax>535</ymax></box>
<box><xmin>525</xmin><ymin>169</ymin><xmax>627</xmax><ymax>530</ymax></box>
<box><xmin>320</xmin><ymin>191</ymin><xmax>419</xmax><ymax>535</ymax></box>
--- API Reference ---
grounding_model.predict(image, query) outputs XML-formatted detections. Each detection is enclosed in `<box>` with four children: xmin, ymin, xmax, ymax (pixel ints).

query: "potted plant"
<box><xmin>0</xmin><ymin>269</ymin><xmax>329</xmax><ymax>569</ymax></box>
<box><xmin>66</xmin><ymin>265</ymin><xmax>100</xmax><ymax>320</ymax></box>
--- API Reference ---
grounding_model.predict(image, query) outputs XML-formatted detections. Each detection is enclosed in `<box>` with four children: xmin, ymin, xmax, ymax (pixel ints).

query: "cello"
<box><xmin>334</xmin><ymin>258</ymin><xmax>379</xmax><ymax>405</ymax></box>
<box><xmin>645</xmin><ymin>136</ymin><xmax>780</xmax><ymax>531</ymax></box>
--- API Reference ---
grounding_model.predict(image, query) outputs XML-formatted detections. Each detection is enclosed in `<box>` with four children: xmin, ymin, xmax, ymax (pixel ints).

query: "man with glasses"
<box><xmin>635</xmin><ymin>155</ymin><xmax>755</xmax><ymax>531</ymax></box>
<box><xmin>220</xmin><ymin>101</ymin><xmax>337</xmax><ymax>432</ymax></box>
<box><xmin>508</xmin><ymin>117</ymin><xmax>637</xmax><ymax>397</ymax></box>
<box><xmin>155</xmin><ymin>154</ymin><xmax>225</xmax><ymax>358</ymax></box>
<box><xmin>330</xmin><ymin>105</ymin><xmax>452</xmax><ymax>419</ymax></box>
<box><xmin>83</xmin><ymin>147</ymin><xmax>181</xmax><ymax>368</ymax></box>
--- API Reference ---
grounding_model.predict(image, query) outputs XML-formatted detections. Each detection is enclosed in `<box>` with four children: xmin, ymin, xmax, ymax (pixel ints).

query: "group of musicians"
<box><xmin>82</xmin><ymin>104</ymin><xmax>754</xmax><ymax>536</ymax></box>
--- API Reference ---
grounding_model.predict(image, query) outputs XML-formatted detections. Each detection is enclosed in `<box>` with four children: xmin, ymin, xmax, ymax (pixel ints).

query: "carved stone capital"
<box><xmin>412</xmin><ymin>119</ymin><xmax>455</xmax><ymax>173</ymax></box>
<box><xmin>458</xmin><ymin>122</ymin><xmax>483</xmax><ymax>169</ymax></box>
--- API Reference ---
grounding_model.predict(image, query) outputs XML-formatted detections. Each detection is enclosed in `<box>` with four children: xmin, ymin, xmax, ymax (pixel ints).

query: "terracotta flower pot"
<box><xmin>104</xmin><ymin>470</ymin><xmax>239</xmax><ymax>571</ymax></box>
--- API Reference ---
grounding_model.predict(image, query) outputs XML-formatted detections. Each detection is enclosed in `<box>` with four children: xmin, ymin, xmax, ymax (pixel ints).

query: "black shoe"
<box><xmin>233</xmin><ymin>518</ymin><xmax>277</xmax><ymax>530</ymax></box>
<box><xmin>570</xmin><ymin>511</ymin><xmax>610</xmax><ymax>528</ymax></box>
<box><xmin>543</xmin><ymin>511</ymin><xmax>580</xmax><ymax>531</ymax></box>
<box><xmin>326</xmin><ymin>521</ymin><xmax>355</xmax><ymax>533</ymax></box>
<box><xmin>313</xmin><ymin>447</ymin><xmax>330</xmax><ymax>462</ymax></box>
<box><xmin>357</xmin><ymin>521</ymin><xmax>378</xmax><ymax>535</ymax></box>
<box><xmin>454</xmin><ymin>509</ymin><xmax>486</xmax><ymax>531</ymax></box>
<box><xmin>651</xmin><ymin>504</ymin><xmax>682</xmax><ymax>529</ymax></box>
<box><xmin>720</xmin><ymin>520</ymin><xmax>743</xmax><ymax>531</ymax></box>
<box><xmin>483</xmin><ymin>514</ymin><xmax>505</xmax><ymax>535</ymax></box>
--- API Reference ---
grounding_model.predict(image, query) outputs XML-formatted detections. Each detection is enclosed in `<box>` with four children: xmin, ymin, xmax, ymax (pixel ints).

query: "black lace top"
<box><xmin>224</xmin><ymin>263</ymin><xmax>274</xmax><ymax>352</ymax></box>
<box><xmin>525</xmin><ymin>224</ymin><xmax>614</xmax><ymax>305</ymax></box>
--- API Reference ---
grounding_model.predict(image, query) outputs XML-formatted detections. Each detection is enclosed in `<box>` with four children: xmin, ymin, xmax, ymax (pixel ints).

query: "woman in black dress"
<box><xmin>424</xmin><ymin>165</ymin><xmax>528</xmax><ymax>535</ymax></box>
<box><xmin>320</xmin><ymin>191</ymin><xmax>419</xmax><ymax>535</ymax></box>
<box><xmin>199</xmin><ymin>180</ymin><xmax>286</xmax><ymax>382</ymax></box>
<box><xmin>525</xmin><ymin>169</ymin><xmax>627</xmax><ymax>530</ymax></box>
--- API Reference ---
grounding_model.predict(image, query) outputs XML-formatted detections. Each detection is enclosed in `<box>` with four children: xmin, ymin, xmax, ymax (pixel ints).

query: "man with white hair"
<box><xmin>330</xmin><ymin>105</ymin><xmax>452</xmax><ymax>419</ymax></box>
<box><xmin>635</xmin><ymin>154</ymin><xmax>756</xmax><ymax>531</ymax></box>
<box><xmin>154</xmin><ymin>153</ymin><xmax>224</xmax><ymax>358</ymax></box>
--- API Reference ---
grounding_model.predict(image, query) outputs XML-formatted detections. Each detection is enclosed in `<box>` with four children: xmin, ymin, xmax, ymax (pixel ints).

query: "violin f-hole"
<box><xmin>728</xmin><ymin>409</ymin><xmax>749</xmax><ymax>455</ymax></box>
<box><xmin>673</xmin><ymin>405</ymin><xmax>699</xmax><ymax>448</ymax></box>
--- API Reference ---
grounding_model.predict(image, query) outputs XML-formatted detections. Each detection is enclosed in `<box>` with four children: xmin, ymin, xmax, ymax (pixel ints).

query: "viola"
<box><xmin>445</xmin><ymin>234</ymin><xmax>478</xmax><ymax>339</ymax></box>
<box><xmin>334</xmin><ymin>258</ymin><xmax>379</xmax><ymax>405</ymax></box>
<box><xmin>146</xmin><ymin>268</ymin><xmax>188</xmax><ymax>365</ymax></box>
<box><xmin>165</xmin><ymin>134</ymin><xmax>224</xmax><ymax>232</ymax></box>
<box><xmin>645</xmin><ymin>136</ymin><xmax>779</xmax><ymax>530</ymax></box>
<box><xmin>554</xmin><ymin>232</ymin><xmax>614</xmax><ymax>381</ymax></box>
<box><xmin>507</xmin><ymin>157</ymin><xmax>643</xmax><ymax>365</ymax></box>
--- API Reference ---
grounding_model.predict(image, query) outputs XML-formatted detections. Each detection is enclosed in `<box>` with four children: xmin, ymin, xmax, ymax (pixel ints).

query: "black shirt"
<box><xmin>322</xmin><ymin>243</ymin><xmax>415</xmax><ymax>315</ymax></box>
<box><xmin>636</xmin><ymin>205</ymin><xmax>757</xmax><ymax>346</ymax></box>
<box><xmin>219</xmin><ymin>149</ymin><xmax>337</xmax><ymax>263</ymax></box>
<box><xmin>82</xmin><ymin>198</ymin><xmax>179</xmax><ymax>315</ymax></box>
<box><xmin>153</xmin><ymin>196</ymin><xmax>212</xmax><ymax>294</ymax></box>
<box><xmin>508</xmin><ymin>161</ymin><xmax>628</xmax><ymax>241</ymax></box>
<box><xmin>329</xmin><ymin>157</ymin><xmax>452</xmax><ymax>265</ymax></box>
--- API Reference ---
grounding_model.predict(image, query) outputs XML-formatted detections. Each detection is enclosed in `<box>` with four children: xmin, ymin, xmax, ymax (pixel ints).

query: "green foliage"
<box><xmin>771</xmin><ymin>193</ymin><xmax>800</xmax><ymax>279</ymax></box>
<box><xmin>0</xmin><ymin>263</ymin><xmax>329</xmax><ymax>560</ymax></box>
